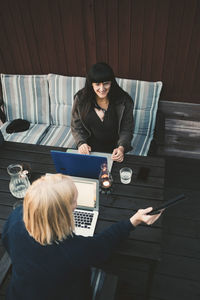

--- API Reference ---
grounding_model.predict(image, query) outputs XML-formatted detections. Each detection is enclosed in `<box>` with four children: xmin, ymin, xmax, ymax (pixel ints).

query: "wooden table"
<box><xmin>0</xmin><ymin>141</ymin><xmax>165</xmax><ymax>297</ymax></box>
<box><xmin>96</xmin><ymin>154</ymin><xmax>165</xmax><ymax>261</ymax></box>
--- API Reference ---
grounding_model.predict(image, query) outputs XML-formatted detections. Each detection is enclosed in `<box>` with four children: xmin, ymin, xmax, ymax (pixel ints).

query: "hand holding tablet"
<box><xmin>147</xmin><ymin>194</ymin><xmax>186</xmax><ymax>215</ymax></box>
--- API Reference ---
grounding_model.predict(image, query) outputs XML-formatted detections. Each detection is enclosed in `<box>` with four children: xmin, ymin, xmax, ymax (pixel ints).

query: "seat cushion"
<box><xmin>39</xmin><ymin>125</ymin><xmax>76</xmax><ymax>148</ymax></box>
<box><xmin>117</xmin><ymin>78</ymin><xmax>162</xmax><ymax>156</ymax></box>
<box><xmin>1</xmin><ymin>74</ymin><xmax>50</xmax><ymax>124</ymax></box>
<box><xmin>0</xmin><ymin>122</ymin><xmax>49</xmax><ymax>144</ymax></box>
<box><xmin>47</xmin><ymin>74</ymin><xmax>85</xmax><ymax>126</ymax></box>
<box><xmin>128</xmin><ymin>133</ymin><xmax>153</xmax><ymax>156</ymax></box>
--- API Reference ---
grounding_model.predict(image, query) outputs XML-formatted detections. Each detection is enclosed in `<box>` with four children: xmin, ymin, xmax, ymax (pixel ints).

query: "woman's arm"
<box><xmin>82</xmin><ymin>207</ymin><xmax>161</xmax><ymax>267</ymax></box>
<box><xmin>71</xmin><ymin>96</ymin><xmax>90</xmax><ymax>148</ymax></box>
<box><xmin>117</xmin><ymin>95</ymin><xmax>134</xmax><ymax>152</ymax></box>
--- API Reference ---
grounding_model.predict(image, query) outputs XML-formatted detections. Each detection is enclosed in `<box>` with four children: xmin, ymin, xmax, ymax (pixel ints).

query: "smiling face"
<box><xmin>92</xmin><ymin>81</ymin><xmax>111</xmax><ymax>99</ymax></box>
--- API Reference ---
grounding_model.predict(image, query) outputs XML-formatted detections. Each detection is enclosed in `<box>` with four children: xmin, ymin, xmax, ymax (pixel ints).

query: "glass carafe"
<box><xmin>7</xmin><ymin>164</ymin><xmax>30</xmax><ymax>199</ymax></box>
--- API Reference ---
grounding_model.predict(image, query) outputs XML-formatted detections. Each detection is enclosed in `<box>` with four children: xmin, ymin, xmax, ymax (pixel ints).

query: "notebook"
<box><xmin>51</xmin><ymin>150</ymin><xmax>107</xmax><ymax>179</ymax></box>
<box><xmin>71</xmin><ymin>176</ymin><xmax>99</xmax><ymax>236</ymax></box>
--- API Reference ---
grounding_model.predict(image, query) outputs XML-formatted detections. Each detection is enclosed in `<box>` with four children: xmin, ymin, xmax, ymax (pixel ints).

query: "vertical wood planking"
<box><xmin>58</xmin><ymin>0</ymin><xmax>77</xmax><ymax>75</ymax></box>
<box><xmin>107</xmin><ymin>0</ymin><xmax>119</xmax><ymax>75</ymax></box>
<box><xmin>7</xmin><ymin>0</ymin><xmax>33</xmax><ymax>73</ymax></box>
<box><xmin>71</xmin><ymin>0</ymin><xmax>86</xmax><ymax>76</ymax></box>
<box><xmin>140</xmin><ymin>0</ymin><xmax>157</xmax><ymax>80</ymax></box>
<box><xmin>173</xmin><ymin>0</ymin><xmax>197</xmax><ymax>99</ymax></box>
<box><xmin>161</xmin><ymin>0</ymin><xmax>185</xmax><ymax>99</ymax></box>
<box><xmin>82</xmin><ymin>0</ymin><xmax>97</xmax><ymax>71</ymax></box>
<box><xmin>48</xmin><ymin>0</ymin><xmax>68</xmax><ymax>74</ymax></box>
<box><xmin>0</xmin><ymin>0</ymin><xmax>200</xmax><ymax>103</ymax></box>
<box><xmin>118</xmin><ymin>0</ymin><xmax>131</xmax><ymax>77</ymax></box>
<box><xmin>0</xmin><ymin>0</ymin><xmax>23</xmax><ymax>73</ymax></box>
<box><xmin>39</xmin><ymin>0</ymin><xmax>62</xmax><ymax>74</ymax></box>
<box><xmin>0</xmin><ymin>10</ymin><xmax>15</xmax><ymax>73</ymax></box>
<box><xmin>150</xmin><ymin>0</ymin><xmax>170</xmax><ymax>82</ymax></box>
<box><xmin>17</xmin><ymin>0</ymin><xmax>42</xmax><ymax>74</ymax></box>
<box><xmin>28</xmin><ymin>0</ymin><xmax>52</xmax><ymax>73</ymax></box>
<box><xmin>0</xmin><ymin>50</ymin><xmax>6</xmax><ymax>73</ymax></box>
<box><xmin>94</xmin><ymin>0</ymin><xmax>108</xmax><ymax>63</ymax></box>
<box><xmin>129</xmin><ymin>0</ymin><xmax>145</xmax><ymax>79</ymax></box>
<box><xmin>182</xmin><ymin>0</ymin><xmax>200</xmax><ymax>101</ymax></box>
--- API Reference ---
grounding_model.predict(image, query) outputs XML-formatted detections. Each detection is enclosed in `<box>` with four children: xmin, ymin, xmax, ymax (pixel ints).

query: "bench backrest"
<box><xmin>1</xmin><ymin>74</ymin><xmax>50</xmax><ymax>124</ymax></box>
<box><xmin>47</xmin><ymin>74</ymin><xmax>85</xmax><ymax>127</ymax></box>
<box><xmin>116</xmin><ymin>78</ymin><xmax>162</xmax><ymax>155</ymax></box>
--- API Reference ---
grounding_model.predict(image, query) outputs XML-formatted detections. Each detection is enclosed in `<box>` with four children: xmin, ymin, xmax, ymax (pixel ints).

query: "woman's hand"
<box><xmin>78</xmin><ymin>143</ymin><xmax>91</xmax><ymax>154</ymax></box>
<box><xmin>111</xmin><ymin>146</ymin><xmax>124</xmax><ymax>162</ymax></box>
<box><xmin>130</xmin><ymin>207</ymin><xmax>162</xmax><ymax>227</ymax></box>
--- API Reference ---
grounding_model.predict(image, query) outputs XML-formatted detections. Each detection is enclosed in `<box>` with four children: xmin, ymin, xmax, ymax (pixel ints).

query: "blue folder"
<box><xmin>51</xmin><ymin>150</ymin><xmax>107</xmax><ymax>179</ymax></box>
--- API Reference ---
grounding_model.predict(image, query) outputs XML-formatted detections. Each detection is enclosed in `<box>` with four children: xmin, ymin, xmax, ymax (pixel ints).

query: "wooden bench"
<box><xmin>156</xmin><ymin>100</ymin><xmax>200</xmax><ymax>159</ymax></box>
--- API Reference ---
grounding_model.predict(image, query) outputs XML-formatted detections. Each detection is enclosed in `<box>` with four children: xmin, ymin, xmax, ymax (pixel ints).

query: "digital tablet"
<box><xmin>148</xmin><ymin>194</ymin><xmax>186</xmax><ymax>215</ymax></box>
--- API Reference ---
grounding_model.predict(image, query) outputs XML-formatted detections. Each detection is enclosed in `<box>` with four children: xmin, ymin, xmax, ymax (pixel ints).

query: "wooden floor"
<box><xmin>1</xmin><ymin>155</ymin><xmax>200</xmax><ymax>300</ymax></box>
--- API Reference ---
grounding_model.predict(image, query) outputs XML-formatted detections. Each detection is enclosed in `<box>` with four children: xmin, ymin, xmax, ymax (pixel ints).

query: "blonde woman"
<box><xmin>2</xmin><ymin>174</ymin><xmax>161</xmax><ymax>300</ymax></box>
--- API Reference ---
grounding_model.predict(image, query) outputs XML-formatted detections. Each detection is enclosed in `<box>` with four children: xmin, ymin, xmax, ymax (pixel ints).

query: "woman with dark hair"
<box><xmin>71</xmin><ymin>62</ymin><xmax>134</xmax><ymax>162</ymax></box>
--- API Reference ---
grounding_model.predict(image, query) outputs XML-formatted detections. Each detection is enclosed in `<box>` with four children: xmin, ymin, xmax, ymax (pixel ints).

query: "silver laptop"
<box><xmin>71</xmin><ymin>176</ymin><xmax>99</xmax><ymax>237</ymax></box>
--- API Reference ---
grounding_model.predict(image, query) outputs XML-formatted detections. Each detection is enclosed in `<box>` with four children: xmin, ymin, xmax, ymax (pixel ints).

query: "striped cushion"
<box><xmin>39</xmin><ymin>125</ymin><xmax>76</xmax><ymax>148</ymax></box>
<box><xmin>117</xmin><ymin>78</ymin><xmax>162</xmax><ymax>156</ymax></box>
<box><xmin>47</xmin><ymin>74</ymin><xmax>85</xmax><ymax>126</ymax></box>
<box><xmin>1</xmin><ymin>74</ymin><xmax>50</xmax><ymax>124</ymax></box>
<box><xmin>0</xmin><ymin>122</ymin><xmax>49</xmax><ymax>144</ymax></box>
<box><xmin>129</xmin><ymin>133</ymin><xmax>153</xmax><ymax>156</ymax></box>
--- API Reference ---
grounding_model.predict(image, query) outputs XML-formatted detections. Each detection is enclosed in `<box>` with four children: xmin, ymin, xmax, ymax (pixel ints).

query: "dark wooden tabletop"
<box><xmin>0</xmin><ymin>141</ymin><xmax>165</xmax><ymax>263</ymax></box>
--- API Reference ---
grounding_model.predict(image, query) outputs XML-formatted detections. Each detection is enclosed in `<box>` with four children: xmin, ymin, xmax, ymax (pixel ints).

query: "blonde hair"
<box><xmin>23</xmin><ymin>174</ymin><xmax>77</xmax><ymax>245</ymax></box>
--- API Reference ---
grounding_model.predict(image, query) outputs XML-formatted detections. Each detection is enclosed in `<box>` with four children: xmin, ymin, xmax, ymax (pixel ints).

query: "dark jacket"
<box><xmin>71</xmin><ymin>90</ymin><xmax>134</xmax><ymax>152</ymax></box>
<box><xmin>2</xmin><ymin>205</ymin><xmax>134</xmax><ymax>300</ymax></box>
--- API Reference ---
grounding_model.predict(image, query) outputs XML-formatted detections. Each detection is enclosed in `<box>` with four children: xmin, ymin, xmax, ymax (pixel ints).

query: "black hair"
<box><xmin>77</xmin><ymin>62</ymin><xmax>127</xmax><ymax>120</ymax></box>
<box><xmin>87</xmin><ymin>62</ymin><xmax>115</xmax><ymax>84</ymax></box>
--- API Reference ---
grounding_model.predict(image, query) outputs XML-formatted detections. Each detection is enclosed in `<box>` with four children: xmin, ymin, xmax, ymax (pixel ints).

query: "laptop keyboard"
<box><xmin>73</xmin><ymin>210</ymin><xmax>94</xmax><ymax>229</ymax></box>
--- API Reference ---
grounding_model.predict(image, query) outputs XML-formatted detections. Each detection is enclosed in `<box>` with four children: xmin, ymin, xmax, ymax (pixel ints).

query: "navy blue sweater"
<box><xmin>2</xmin><ymin>206</ymin><xmax>134</xmax><ymax>300</ymax></box>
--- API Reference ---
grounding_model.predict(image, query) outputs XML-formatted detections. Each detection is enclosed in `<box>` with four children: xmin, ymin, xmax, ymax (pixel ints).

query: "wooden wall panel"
<box><xmin>82</xmin><ymin>0</ymin><xmax>97</xmax><ymax>70</ymax></box>
<box><xmin>150</xmin><ymin>0</ymin><xmax>170</xmax><ymax>81</ymax></box>
<box><xmin>118</xmin><ymin>0</ymin><xmax>131</xmax><ymax>77</ymax></box>
<box><xmin>17</xmin><ymin>0</ymin><xmax>42</xmax><ymax>73</ymax></box>
<box><xmin>94</xmin><ymin>0</ymin><xmax>108</xmax><ymax>63</ymax></box>
<box><xmin>130</xmin><ymin>0</ymin><xmax>145</xmax><ymax>78</ymax></box>
<box><xmin>161</xmin><ymin>0</ymin><xmax>185</xmax><ymax>98</ymax></box>
<box><xmin>181</xmin><ymin>0</ymin><xmax>200</xmax><ymax>102</ymax></box>
<box><xmin>173</xmin><ymin>0</ymin><xmax>197</xmax><ymax>99</ymax></box>
<box><xmin>141</xmin><ymin>0</ymin><xmax>158</xmax><ymax>79</ymax></box>
<box><xmin>48</xmin><ymin>0</ymin><xmax>68</xmax><ymax>74</ymax></box>
<box><xmin>0</xmin><ymin>0</ymin><xmax>200</xmax><ymax>103</ymax></box>
<box><xmin>107</xmin><ymin>0</ymin><xmax>119</xmax><ymax>74</ymax></box>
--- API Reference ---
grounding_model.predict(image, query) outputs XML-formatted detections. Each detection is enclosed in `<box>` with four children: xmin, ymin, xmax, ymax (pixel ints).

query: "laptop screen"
<box><xmin>50</xmin><ymin>150</ymin><xmax>107</xmax><ymax>179</ymax></box>
<box><xmin>71</xmin><ymin>177</ymin><xmax>99</xmax><ymax>211</ymax></box>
